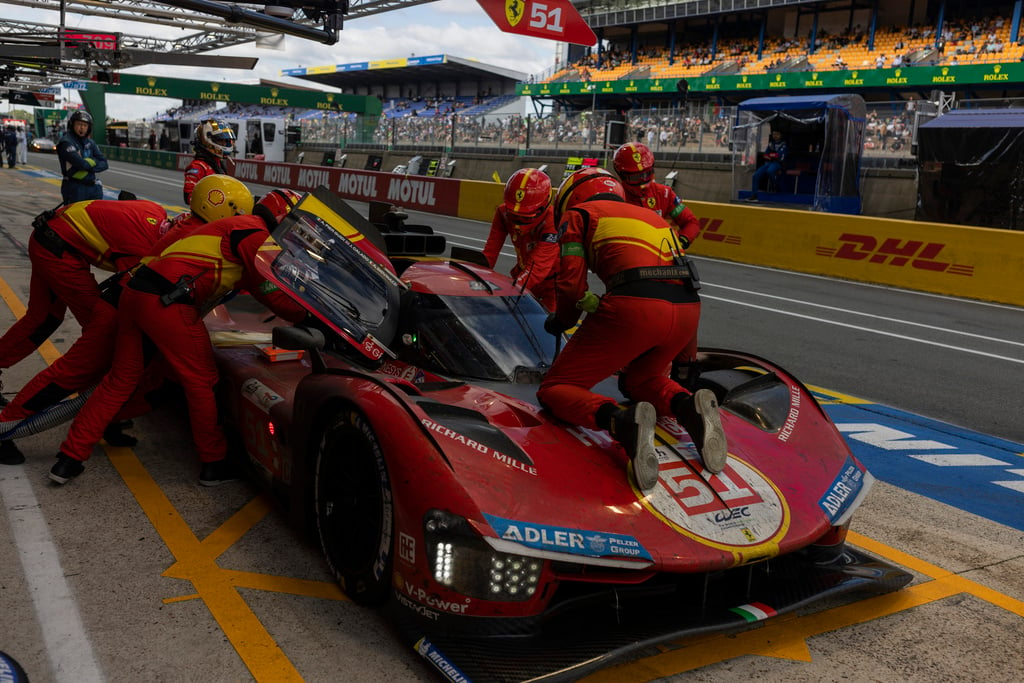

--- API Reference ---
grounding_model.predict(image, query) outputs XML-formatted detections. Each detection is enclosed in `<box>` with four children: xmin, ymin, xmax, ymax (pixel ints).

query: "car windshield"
<box><xmin>398</xmin><ymin>290</ymin><xmax>557</xmax><ymax>383</ymax></box>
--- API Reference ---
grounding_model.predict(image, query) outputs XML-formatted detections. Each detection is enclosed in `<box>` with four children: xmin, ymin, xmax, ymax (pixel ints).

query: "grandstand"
<box><xmin>537</xmin><ymin>0</ymin><xmax>1024</xmax><ymax>108</ymax></box>
<box><xmin>283</xmin><ymin>54</ymin><xmax>527</xmax><ymax>119</ymax></box>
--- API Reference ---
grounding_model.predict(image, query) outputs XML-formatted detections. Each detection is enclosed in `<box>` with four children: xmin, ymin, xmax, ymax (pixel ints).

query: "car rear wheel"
<box><xmin>314</xmin><ymin>409</ymin><xmax>393</xmax><ymax>605</ymax></box>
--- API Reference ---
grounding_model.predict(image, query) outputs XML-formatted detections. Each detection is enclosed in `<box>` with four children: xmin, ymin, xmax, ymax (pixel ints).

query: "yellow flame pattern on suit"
<box><xmin>154</xmin><ymin>233</ymin><xmax>242</xmax><ymax>304</ymax></box>
<box><xmin>590</xmin><ymin>216</ymin><xmax>676</xmax><ymax>262</ymax></box>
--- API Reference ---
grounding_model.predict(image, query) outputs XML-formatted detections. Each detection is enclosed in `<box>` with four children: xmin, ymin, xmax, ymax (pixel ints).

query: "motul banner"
<box><xmin>187</xmin><ymin>157</ymin><xmax>463</xmax><ymax>216</ymax></box>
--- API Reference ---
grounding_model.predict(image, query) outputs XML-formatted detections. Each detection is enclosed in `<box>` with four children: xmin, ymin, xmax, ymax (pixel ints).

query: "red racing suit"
<box><xmin>182</xmin><ymin>155</ymin><xmax>231</xmax><ymax>204</ymax></box>
<box><xmin>0</xmin><ymin>200</ymin><xmax>169</xmax><ymax>376</ymax></box>
<box><xmin>482</xmin><ymin>205</ymin><xmax>559</xmax><ymax>309</ymax></box>
<box><xmin>58</xmin><ymin>214</ymin><xmax>307</xmax><ymax>464</ymax></box>
<box><xmin>623</xmin><ymin>181</ymin><xmax>701</xmax><ymax>248</ymax></box>
<box><xmin>537</xmin><ymin>199</ymin><xmax>701</xmax><ymax>429</ymax></box>
<box><xmin>0</xmin><ymin>213</ymin><xmax>204</xmax><ymax>422</ymax></box>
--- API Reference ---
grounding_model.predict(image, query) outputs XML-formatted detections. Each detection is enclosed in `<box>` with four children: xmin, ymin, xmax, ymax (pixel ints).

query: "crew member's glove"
<box><xmin>544</xmin><ymin>313</ymin><xmax>571</xmax><ymax>336</ymax></box>
<box><xmin>678</xmin><ymin>235</ymin><xmax>691</xmax><ymax>250</ymax></box>
<box><xmin>576</xmin><ymin>291</ymin><xmax>600</xmax><ymax>313</ymax></box>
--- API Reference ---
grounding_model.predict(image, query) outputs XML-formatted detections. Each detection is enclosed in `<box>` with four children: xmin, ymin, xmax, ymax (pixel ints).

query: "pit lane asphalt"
<box><xmin>1</xmin><ymin>157</ymin><xmax>1021</xmax><ymax>683</ymax></box>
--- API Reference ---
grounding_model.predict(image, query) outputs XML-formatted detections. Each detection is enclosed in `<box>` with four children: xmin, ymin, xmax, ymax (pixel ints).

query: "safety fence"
<box><xmin>296</xmin><ymin>101</ymin><xmax>924</xmax><ymax>161</ymax></box>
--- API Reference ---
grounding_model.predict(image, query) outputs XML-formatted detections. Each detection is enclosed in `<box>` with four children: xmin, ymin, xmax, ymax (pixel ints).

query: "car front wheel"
<box><xmin>314</xmin><ymin>409</ymin><xmax>393</xmax><ymax>605</ymax></box>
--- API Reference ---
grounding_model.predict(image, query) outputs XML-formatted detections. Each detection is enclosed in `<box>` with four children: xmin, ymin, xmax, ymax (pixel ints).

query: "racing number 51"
<box><xmin>530</xmin><ymin>3</ymin><xmax>564</xmax><ymax>33</ymax></box>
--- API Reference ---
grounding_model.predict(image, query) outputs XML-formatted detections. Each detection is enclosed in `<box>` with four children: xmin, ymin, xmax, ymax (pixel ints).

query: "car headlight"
<box><xmin>424</xmin><ymin>509</ymin><xmax>543</xmax><ymax>601</ymax></box>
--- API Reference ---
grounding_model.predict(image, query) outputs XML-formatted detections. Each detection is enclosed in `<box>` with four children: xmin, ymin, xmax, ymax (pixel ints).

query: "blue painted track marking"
<box><xmin>811</xmin><ymin>391</ymin><xmax>1024</xmax><ymax>532</ymax></box>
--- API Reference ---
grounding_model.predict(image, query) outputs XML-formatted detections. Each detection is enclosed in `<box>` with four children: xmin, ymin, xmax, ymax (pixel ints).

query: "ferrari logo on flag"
<box><xmin>505</xmin><ymin>0</ymin><xmax>524</xmax><ymax>27</ymax></box>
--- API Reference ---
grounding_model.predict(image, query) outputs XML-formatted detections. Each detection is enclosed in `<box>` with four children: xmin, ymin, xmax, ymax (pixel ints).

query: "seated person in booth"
<box><xmin>748</xmin><ymin>129</ymin><xmax>788</xmax><ymax>200</ymax></box>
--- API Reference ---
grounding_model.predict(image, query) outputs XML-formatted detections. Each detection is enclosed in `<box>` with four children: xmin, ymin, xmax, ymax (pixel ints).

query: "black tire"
<box><xmin>313</xmin><ymin>409</ymin><xmax>393</xmax><ymax>605</ymax></box>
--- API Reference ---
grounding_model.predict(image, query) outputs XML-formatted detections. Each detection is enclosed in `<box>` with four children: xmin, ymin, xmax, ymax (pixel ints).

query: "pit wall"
<box><xmin>100</xmin><ymin>147</ymin><xmax>1023</xmax><ymax>306</ymax></box>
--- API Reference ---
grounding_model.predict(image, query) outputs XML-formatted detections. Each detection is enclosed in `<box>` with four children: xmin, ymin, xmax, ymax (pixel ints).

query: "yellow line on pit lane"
<box><xmin>581</xmin><ymin>530</ymin><xmax>1024</xmax><ymax>682</ymax></box>
<box><xmin>105</xmin><ymin>443</ymin><xmax>346</xmax><ymax>682</ymax></box>
<box><xmin>0</xmin><ymin>277</ymin><xmax>63</xmax><ymax>366</ymax></box>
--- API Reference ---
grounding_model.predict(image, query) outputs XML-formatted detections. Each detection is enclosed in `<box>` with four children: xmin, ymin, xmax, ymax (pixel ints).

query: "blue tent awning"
<box><xmin>737</xmin><ymin>94</ymin><xmax>866</xmax><ymax>121</ymax></box>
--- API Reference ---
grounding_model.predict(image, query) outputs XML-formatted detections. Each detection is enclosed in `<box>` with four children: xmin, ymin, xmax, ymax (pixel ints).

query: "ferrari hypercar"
<box><xmin>206</xmin><ymin>191</ymin><xmax>911</xmax><ymax>682</ymax></box>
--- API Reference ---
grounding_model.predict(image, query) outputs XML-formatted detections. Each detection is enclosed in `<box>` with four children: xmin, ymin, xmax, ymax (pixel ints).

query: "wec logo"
<box><xmin>817</xmin><ymin>233</ymin><xmax>974</xmax><ymax>276</ymax></box>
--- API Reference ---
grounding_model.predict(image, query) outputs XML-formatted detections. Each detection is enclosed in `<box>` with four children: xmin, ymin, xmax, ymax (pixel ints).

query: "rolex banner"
<box><xmin>104</xmin><ymin>75</ymin><xmax>382</xmax><ymax>115</ymax></box>
<box><xmin>517</xmin><ymin>62</ymin><xmax>1023</xmax><ymax>97</ymax></box>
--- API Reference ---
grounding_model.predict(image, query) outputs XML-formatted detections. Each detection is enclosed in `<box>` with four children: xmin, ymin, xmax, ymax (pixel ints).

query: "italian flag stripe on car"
<box><xmin>729</xmin><ymin>602</ymin><xmax>778</xmax><ymax>623</ymax></box>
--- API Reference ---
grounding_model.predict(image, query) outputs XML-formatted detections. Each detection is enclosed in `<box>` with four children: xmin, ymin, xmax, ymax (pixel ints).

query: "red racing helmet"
<box><xmin>503</xmin><ymin>169</ymin><xmax>551</xmax><ymax>223</ymax></box>
<box><xmin>255</xmin><ymin>188</ymin><xmax>302</xmax><ymax>225</ymax></box>
<box><xmin>612</xmin><ymin>142</ymin><xmax>656</xmax><ymax>194</ymax></box>
<box><xmin>554</xmin><ymin>167</ymin><xmax>625</xmax><ymax>222</ymax></box>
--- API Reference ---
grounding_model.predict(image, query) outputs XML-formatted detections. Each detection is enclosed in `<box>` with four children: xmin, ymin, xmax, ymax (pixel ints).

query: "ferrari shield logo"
<box><xmin>515</xmin><ymin>188</ymin><xmax>526</xmax><ymax>202</ymax></box>
<box><xmin>646</xmin><ymin>197</ymin><xmax>656</xmax><ymax>209</ymax></box>
<box><xmin>505</xmin><ymin>0</ymin><xmax>524</xmax><ymax>27</ymax></box>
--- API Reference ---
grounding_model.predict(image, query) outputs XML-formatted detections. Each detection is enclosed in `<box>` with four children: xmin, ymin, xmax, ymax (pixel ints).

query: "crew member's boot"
<box><xmin>103</xmin><ymin>420</ymin><xmax>138</xmax><ymax>448</ymax></box>
<box><xmin>608</xmin><ymin>402</ymin><xmax>659</xmax><ymax>492</ymax></box>
<box><xmin>675</xmin><ymin>389</ymin><xmax>728</xmax><ymax>473</ymax></box>
<box><xmin>0</xmin><ymin>439</ymin><xmax>24</xmax><ymax>465</ymax></box>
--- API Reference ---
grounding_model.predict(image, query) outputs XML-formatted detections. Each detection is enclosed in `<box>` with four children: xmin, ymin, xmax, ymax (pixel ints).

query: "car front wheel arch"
<box><xmin>313</xmin><ymin>407</ymin><xmax>394</xmax><ymax>606</ymax></box>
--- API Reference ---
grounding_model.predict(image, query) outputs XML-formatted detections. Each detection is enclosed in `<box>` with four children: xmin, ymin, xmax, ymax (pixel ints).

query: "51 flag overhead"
<box><xmin>476</xmin><ymin>0</ymin><xmax>598</xmax><ymax>46</ymax></box>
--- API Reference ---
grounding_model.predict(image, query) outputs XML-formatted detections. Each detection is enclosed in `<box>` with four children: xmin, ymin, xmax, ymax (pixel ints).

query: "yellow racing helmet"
<box><xmin>189</xmin><ymin>174</ymin><xmax>254</xmax><ymax>223</ymax></box>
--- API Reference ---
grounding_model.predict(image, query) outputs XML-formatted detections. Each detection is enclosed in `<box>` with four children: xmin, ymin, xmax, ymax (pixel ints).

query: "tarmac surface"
<box><xmin>1</xmin><ymin>156</ymin><xmax>1022</xmax><ymax>683</ymax></box>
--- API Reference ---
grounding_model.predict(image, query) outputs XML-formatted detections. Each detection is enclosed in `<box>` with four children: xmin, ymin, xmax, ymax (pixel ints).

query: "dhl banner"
<box><xmin>684</xmin><ymin>201</ymin><xmax>1023</xmax><ymax>307</ymax></box>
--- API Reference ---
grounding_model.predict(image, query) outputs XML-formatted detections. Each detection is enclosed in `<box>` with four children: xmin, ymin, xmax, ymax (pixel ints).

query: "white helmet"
<box><xmin>193</xmin><ymin>119</ymin><xmax>236</xmax><ymax>159</ymax></box>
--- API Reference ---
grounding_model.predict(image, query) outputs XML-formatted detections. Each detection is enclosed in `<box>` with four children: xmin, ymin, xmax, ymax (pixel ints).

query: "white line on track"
<box><xmin>703</xmin><ymin>294</ymin><xmax>1024</xmax><ymax>364</ymax></box>
<box><xmin>0</xmin><ymin>470</ymin><xmax>103</xmax><ymax>683</ymax></box>
<box><xmin>707</xmin><ymin>283</ymin><xmax>1024</xmax><ymax>348</ymax></box>
<box><xmin>696</xmin><ymin>256</ymin><xmax>1024</xmax><ymax>312</ymax></box>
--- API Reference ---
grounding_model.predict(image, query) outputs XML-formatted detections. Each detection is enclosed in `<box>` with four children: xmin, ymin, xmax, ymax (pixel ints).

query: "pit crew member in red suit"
<box><xmin>182</xmin><ymin>119</ymin><xmax>236</xmax><ymax>204</ymax></box>
<box><xmin>536</xmin><ymin>168</ymin><xmax>727</xmax><ymax>492</ymax></box>
<box><xmin>0</xmin><ymin>178</ymin><xmax>252</xmax><ymax>446</ymax></box>
<box><xmin>482</xmin><ymin>168</ymin><xmax>559</xmax><ymax>310</ymax></box>
<box><xmin>49</xmin><ymin>180</ymin><xmax>306</xmax><ymax>486</ymax></box>
<box><xmin>0</xmin><ymin>198</ymin><xmax>171</xmax><ymax>408</ymax></box>
<box><xmin>612</xmin><ymin>142</ymin><xmax>701</xmax><ymax>249</ymax></box>
<box><xmin>614</xmin><ymin>141</ymin><xmax>705</xmax><ymax>387</ymax></box>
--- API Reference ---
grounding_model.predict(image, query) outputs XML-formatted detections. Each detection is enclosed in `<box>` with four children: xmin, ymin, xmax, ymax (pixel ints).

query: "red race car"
<box><xmin>206</xmin><ymin>190</ymin><xmax>911</xmax><ymax>682</ymax></box>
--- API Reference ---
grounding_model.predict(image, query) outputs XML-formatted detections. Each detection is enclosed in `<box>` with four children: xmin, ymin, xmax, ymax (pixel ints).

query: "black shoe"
<box><xmin>608</xmin><ymin>402</ymin><xmax>659</xmax><ymax>492</ymax></box>
<box><xmin>0</xmin><ymin>439</ymin><xmax>24</xmax><ymax>465</ymax></box>
<box><xmin>199</xmin><ymin>458</ymin><xmax>241</xmax><ymax>487</ymax></box>
<box><xmin>672</xmin><ymin>360</ymin><xmax>702</xmax><ymax>393</ymax></box>
<box><xmin>103</xmin><ymin>420</ymin><xmax>137</xmax><ymax>447</ymax></box>
<box><xmin>50</xmin><ymin>452</ymin><xmax>85</xmax><ymax>484</ymax></box>
<box><xmin>678</xmin><ymin>389</ymin><xmax>728</xmax><ymax>473</ymax></box>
